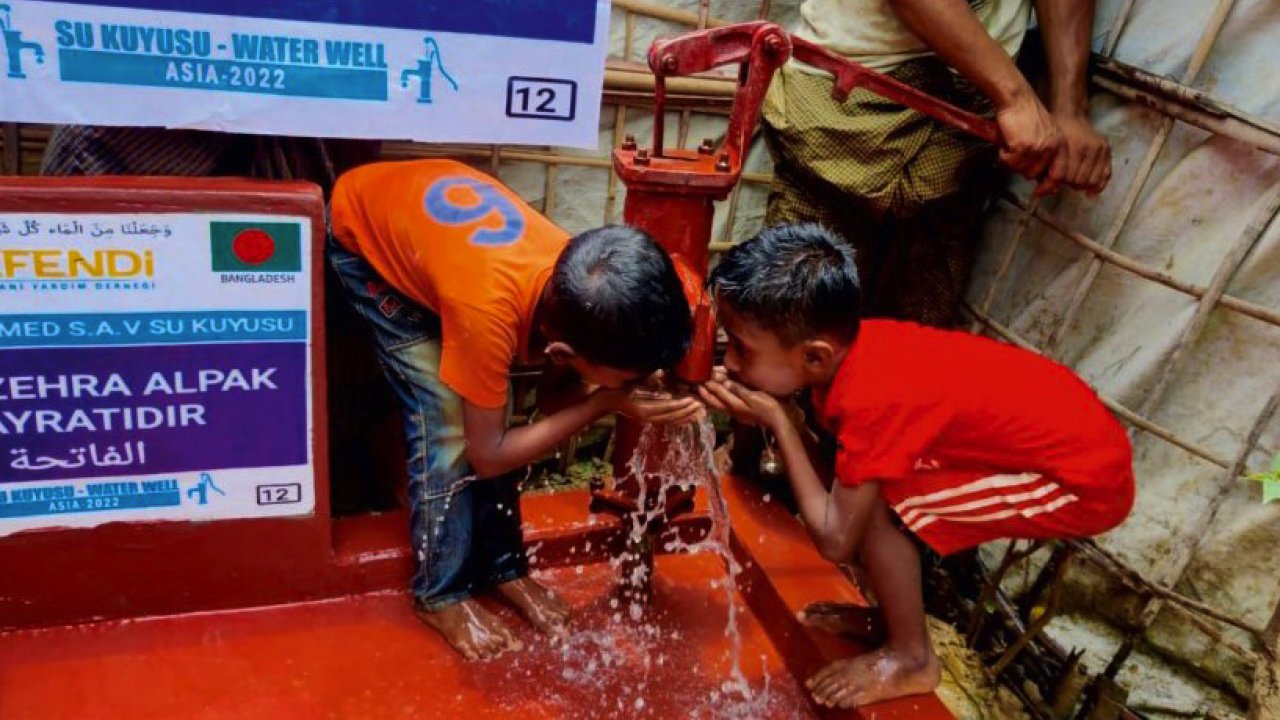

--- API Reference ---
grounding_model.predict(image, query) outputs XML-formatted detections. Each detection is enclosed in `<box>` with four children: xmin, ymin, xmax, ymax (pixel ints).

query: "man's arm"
<box><xmin>1034</xmin><ymin>0</ymin><xmax>1112</xmax><ymax>196</ymax></box>
<box><xmin>887</xmin><ymin>0</ymin><xmax>1062</xmax><ymax>183</ymax></box>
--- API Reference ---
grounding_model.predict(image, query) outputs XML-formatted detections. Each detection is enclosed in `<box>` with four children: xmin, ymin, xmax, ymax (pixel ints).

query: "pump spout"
<box><xmin>669</xmin><ymin>254</ymin><xmax>715</xmax><ymax>386</ymax></box>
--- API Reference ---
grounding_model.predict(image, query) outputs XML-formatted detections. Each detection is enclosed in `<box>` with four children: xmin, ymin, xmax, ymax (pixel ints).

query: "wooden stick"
<box><xmin>1071</xmin><ymin>539</ymin><xmax>1266</xmax><ymax>646</ymax></box>
<box><xmin>1092</xmin><ymin>76</ymin><xmax>1280</xmax><ymax>157</ymax></box>
<box><xmin>675</xmin><ymin>0</ymin><xmax>713</xmax><ymax>150</ymax></box>
<box><xmin>1101</xmin><ymin>0</ymin><xmax>1139</xmax><ymax>56</ymax></box>
<box><xmin>1137</xmin><ymin>184</ymin><xmax>1280</xmax><ymax>418</ymax></box>
<box><xmin>605</xmin><ymin>66</ymin><xmax>738</xmax><ymax>98</ymax></box>
<box><xmin>999</xmin><ymin>195</ymin><xmax>1280</xmax><ymax>328</ymax></box>
<box><xmin>1248</xmin><ymin>599</ymin><xmax>1280</xmax><ymax>719</ymax></box>
<box><xmin>604</xmin><ymin>12</ymin><xmax>636</xmax><ymax>225</ymax></box>
<box><xmin>969</xmin><ymin>196</ymin><xmax>1039</xmax><ymax>333</ymax></box>
<box><xmin>1046</xmin><ymin>0</ymin><xmax>1239</xmax><ymax>354</ymax></box>
<box><xmin>1103</xmin><ymin>385</ymin><xmax>1280</xmax><ymax>672</ymax></box>
<box><xmin>543</xmin><ymin>163</ymin><xmax>559</xmax><ymax>218</ymax></box>
<box><xmin>611</xmin><ymin>0</ymin><xmax>731</xmax><ymax>29</ymax></box>
<box><xmin>606</xmin><ymin>105</ymin><xmax>628</xmax><ymax>224</ymax></box>
<box><xmin>488</xmin><ymin>145</ymin><xmax>501</xmax><ymax>175</ymax></box>
<box><xmin>967</xmin><ymin>541</ymin><xmax>1029</xmax><ymax>644</ymax></box>
<box><xmin>1092</xmin><ymin>55</ymin><xmax>1280</xmax><ymax>142</ymax></box>
<box><xmin>964</xmin><ymin>301</ymin><xmax>1235</xmax><ymax>468</ymax></box>
<box><xmin>992</xmin><ymin>547</ymin><xmax>1074</xmax><ymax>676</ymax></box>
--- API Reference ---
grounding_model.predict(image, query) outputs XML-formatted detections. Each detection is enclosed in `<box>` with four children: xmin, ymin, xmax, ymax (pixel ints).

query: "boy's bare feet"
<box><xmin>414</xmin><ymin>598</ymin><xmax>523</xmax><ymax>662</ymax></box>
<box><xmin>805</xmin><ymin>647</ymin><xmax>942</xmax><ymax>708</ymax></box>
<box><xmin>798</xmin><ymin>601</ymin><xmax>887</xmax><ymax>646</ymax></box>
<box><xmin>495</xmin><ymin>576</ymin><xmax>571</xmax><ymax>637</ymax></box>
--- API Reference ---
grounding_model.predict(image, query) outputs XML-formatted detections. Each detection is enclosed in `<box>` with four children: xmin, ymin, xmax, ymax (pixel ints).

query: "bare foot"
<box><xmin>797</xmin><ymin>601</ymin><xmax>886</xmax><ymax>646</ymax></box>
<box><xmin>414</xmin><ymin>598</ymin><xmax>523</xmax><ymax>662</ymax></box>
<box><xmin>495</xmin><ymin>576</ymin><xmax>571</xmax><ymax>637</ymax></box>
<box><xmin>805</xmin><ymin>647</ymin><xmax>942</xmax><ymax>708</ymax></box>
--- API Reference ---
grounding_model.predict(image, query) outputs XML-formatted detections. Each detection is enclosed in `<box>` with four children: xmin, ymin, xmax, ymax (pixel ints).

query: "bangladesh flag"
<box><xmin>210</xmin><ymin>221</ymin><xmax>302</xmax><ymax>272</ymax></box>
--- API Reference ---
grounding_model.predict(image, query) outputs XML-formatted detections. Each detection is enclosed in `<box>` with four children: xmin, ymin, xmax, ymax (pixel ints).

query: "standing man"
<box><xmin>762</xmin><ymin>0</ymin><xmax>1112</xmax><ymax>326</ymax></box>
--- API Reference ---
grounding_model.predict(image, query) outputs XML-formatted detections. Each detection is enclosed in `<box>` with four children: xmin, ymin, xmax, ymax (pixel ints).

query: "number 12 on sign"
<box><xmin>506</xmin><ymin>77</ymin><xmax>577</xmax><ymax>121</ymax></box>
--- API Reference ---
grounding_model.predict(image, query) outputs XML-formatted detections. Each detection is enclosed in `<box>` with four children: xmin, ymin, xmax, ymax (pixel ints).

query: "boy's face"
<box><xmin>718</xmin><ymin>302</ymin><xmax>809</xmax><ymax>397</ymax></box>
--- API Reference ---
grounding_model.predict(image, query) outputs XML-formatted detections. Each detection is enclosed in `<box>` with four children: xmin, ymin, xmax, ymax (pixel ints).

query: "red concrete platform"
<box><xmin>0</xmin><ymin>555</ymin><xmax>813</xmax><ymax>720</ymax></box>
<box><xmin>0</xmin><ymin>486</ymin><xmax>954</xmax><ymax>720</ymax></box>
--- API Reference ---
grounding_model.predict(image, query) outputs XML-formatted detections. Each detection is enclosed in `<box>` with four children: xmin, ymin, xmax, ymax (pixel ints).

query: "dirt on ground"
<box><xmin>931</xmin><ymin>617</ymin><xmax>1031</xmax><ymax>720</ymax></box>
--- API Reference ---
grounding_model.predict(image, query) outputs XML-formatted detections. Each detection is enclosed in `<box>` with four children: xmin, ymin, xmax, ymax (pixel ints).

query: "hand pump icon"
<box><xmin>400</xmin><ymin>36</ymin><xmax>457</xmax><ymax>104</ymax></box>
<box><xmin>1</xmin><ymin>4</ymin><xmax>44</xmax><ymax>79</ymax></box>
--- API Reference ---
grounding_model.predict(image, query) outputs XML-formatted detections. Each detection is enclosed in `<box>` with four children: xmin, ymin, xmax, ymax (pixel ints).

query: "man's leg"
<box><xmin>327</xmin><ymin>239</ymin><xmax>521</xmax><ymax>660</ymax></box>
<box><xmin>806</xmin><ymin>497</ymin><xmax>941</xmax><ymax>708</ymax></box>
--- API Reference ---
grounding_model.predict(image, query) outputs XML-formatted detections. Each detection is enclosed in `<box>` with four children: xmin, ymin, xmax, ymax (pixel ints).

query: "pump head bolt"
<box><xmin>698</xmin><ymin>138</ymin><xmax>715</xmax><ymax>155</ymax></box>
<box><xmin>715</xmin><ymin>153</ymin><xmax>731</xmax><ymax>172</ymax></box>
<box><xmin>764</xmin><ymin>35</ymin><xmax>785</xmax><ymax>54</ymax></box>
<box><xmin>621</xmin><ymin>134</ymin><xmax>637</xmax><ymax>151</ymax></box>
<box><xmin>635</xmin><ymin>148</ymin><xmax>651</xmax><ymax>166</ymax></box>
<box><xmin>660</xmin><ymin>54</ymin><xmax>678</xmax><ymax>73</ymax></box>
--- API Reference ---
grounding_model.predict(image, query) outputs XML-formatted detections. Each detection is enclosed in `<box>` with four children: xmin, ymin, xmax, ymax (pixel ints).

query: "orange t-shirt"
<box><xmin>330</xmin><ymin>160</ymin><xmax>569</xmax><ymax>408</ymax></box>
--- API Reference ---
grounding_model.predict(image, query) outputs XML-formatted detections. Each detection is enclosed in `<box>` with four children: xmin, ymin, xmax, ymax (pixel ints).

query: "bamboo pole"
<box><xmin>1092</xmin><ymin>76</ymin><xmax>1280</xmax><ymax>158</ymax></box>
<box><xmin>964</xmin><ymin>301</ymin><xmax>1234</xmax><ymax>469</ymax></box>
<box><xmin>1136</xmin><ymin>185</ymin><xmax>1280</xmax><ymax>418</ymax></box>
<box><xmin>611</xmin><ymin>0</ymin><xmax>731</xmax><ymax>29</ymax></box>
<box><xmin>604</xmin><ymin>12</ymin><xmax>636</xmax><ymax>225</ymax></box>
<box><xmin>1081</xmin><ymin>183</ymin><xmax>1280</xmax><ymax>687</ymax></box>
<box><xmin>1092</xmin><ymin>56</ymin><xmax>1280</xmax><ymax>142</ymax></box>
<box><xmin>1248</xmin><ymin>600</ymin><xmax>1280</xmax><ymax>719</ymax></box>
<box><xmin>605</xmin><ymin>64</ymin><xmax>738</xmax><ymax>97</ymax></box>
<box><xmin>999</xmin><ymin>195</ymin><xmax>1280</xmax><ymax>328</ymax></box>
<box><xmin>1097</xmin><ymin>385</ymin><xmax>1280</xmax><ymax>679</ymax></box>
<box><xmin>1101</xmin><ymin>0</ymin><xmax>1139</xmax><ymax>56</ymax></box>
<box><xmin>969</xmin><ymin>196</ymin><xmax>1040</xmax><ymax>333</ymax></box>
<box><xmin>675</xmin><ymin>0</ymin><xmax>713</xmax><ymax>151</ymax></box>
<box><xmin>543</xmin><ymin>163</ymin><xmax>559</xmax><ymax>218</ymax></box>
<box><xmin>992</xmin><ymin>547</ymin><xmax>1074</xmax><ymax>676</ymax></box>
<box><xmin>1045</xmin><ymin>0</ymin><xmax>1239</xmax><ymax>354</ymax></box>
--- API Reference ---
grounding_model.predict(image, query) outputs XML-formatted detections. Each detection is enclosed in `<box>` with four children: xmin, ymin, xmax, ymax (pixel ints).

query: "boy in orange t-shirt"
<box><xmin>700</xmin><ymin>224</ymin><xmax>1133</xmax><ymax>707</ymax></box>
<box><xmin>329</xmin><ymin>160</ymin><xmax>699</xmax><ymax>659</ymax></box>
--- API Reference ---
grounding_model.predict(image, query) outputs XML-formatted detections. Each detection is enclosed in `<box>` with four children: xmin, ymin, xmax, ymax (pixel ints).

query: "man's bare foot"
<box><xmin>805</xmin><ymin>647</ymin><xmax>942</xmax><ymax>708</ymax></box>
<box><xmin>495</xmin><ymin>576</ymin><xmax>571</xmax><ymax>637</ymax></box>
<box><xmin>414</xmin><ymin>598</ymin><xmax>523</xmax><ymax>662</ymax></box>
<box><xmin>798</xmin><ymin>601</ymin><xmax>887</xmax><ymax>646</ymax></box>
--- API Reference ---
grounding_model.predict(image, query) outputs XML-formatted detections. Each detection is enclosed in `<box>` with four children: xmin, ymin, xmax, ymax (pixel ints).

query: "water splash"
<box><xmin>618</xmin><ymin>417</ymin><xmax>777</xmax><ymax>719</ymax></box>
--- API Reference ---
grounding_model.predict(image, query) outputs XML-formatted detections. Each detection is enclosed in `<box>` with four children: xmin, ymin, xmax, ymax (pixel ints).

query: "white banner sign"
<box><xmin>0</xmin><ymin>212</ymin><xmax>314</xmax><ymax>536</ymax></box>
<box><xmin>0</xmin><ymin>1</ymin><xmax>610</xmax><ymax>148</ymax></box>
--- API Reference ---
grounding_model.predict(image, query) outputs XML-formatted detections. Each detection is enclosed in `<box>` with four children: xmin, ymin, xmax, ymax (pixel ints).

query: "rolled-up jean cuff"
<box><xmin>414</xmin><ymin>589</ymin><xmax>473</xmax><ymax>613</ymax></box>
<box><xmin>479</xmin><ymin>566</ymin><xmax>528</xmax><ymax>591</ymax></box>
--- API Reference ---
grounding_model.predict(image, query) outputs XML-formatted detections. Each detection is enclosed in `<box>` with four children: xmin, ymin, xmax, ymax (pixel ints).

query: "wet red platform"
<box><xmin>0</xmin><ymin>555</ymin><xmax>811</xmax><ymax>720</ymax></box>
<box><xmin>0</xmin><ymin>487</ymin><xmax>953</xmax><ymax>720</ymax></box>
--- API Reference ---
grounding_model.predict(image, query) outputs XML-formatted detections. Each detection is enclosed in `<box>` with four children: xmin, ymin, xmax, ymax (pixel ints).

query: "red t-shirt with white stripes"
<box><xmin>816</xmin><ymin>320</ymin><xmax>1132</xmax><ymax>492</ymax></box>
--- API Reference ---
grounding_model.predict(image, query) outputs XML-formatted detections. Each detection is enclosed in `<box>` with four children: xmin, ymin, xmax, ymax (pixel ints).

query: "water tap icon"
<box><xmin>400</xmin><ymin>36</ymin><xmax>457</xmax><ymax>104</ymax></box>
<box><xmin>0</xmin><ymin>4</ymin><xmax>44</xmax><ymax>79</ymax></box>
<box><xmin>188</xmin><ymin>472</ymin><xmax>226</xmax><ymax>506</ymax></box>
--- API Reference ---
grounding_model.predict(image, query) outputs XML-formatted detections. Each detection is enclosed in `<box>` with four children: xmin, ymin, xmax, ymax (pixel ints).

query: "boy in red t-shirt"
<box><xmin>330</xmin><ymin>160</ymin><xmax>700</xmax><ymax>660</ymax></box>
<box><xmin>699</xmin><ymin>224</ymin><xmax>1133</xmax><ymax>708</ymax></box>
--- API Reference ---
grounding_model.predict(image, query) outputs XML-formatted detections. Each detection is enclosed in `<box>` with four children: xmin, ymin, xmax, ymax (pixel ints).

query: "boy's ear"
<box><xmin>544</xmin><ymin>341</ymin><xmax>577</xmax><ymax>366</ymax></box>
<box><xmin>801</xmin><ymin>339</ymin><xmax>838</xmax><ymax>375</ymax></box>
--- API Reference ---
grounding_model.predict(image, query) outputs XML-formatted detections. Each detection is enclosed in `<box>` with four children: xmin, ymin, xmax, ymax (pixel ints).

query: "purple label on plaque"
<box><xmin>0</xmin><ymin>343</ymin><xmax>307</xmax><ymax>483</ymax></box>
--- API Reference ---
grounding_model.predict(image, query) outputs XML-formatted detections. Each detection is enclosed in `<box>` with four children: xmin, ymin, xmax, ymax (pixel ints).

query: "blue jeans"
<box><xmin>327</xmin><ymin>237</ymin><xmax>528</xmax><ymax>610</ymax></box>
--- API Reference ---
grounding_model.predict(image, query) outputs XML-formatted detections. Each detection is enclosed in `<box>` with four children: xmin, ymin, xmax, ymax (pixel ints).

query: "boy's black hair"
<box><xmin>708</xmin><ymin>223</ymin><xmax>861</xmax><ymax>346</ymax></box>
<box><xmin>542</xmin><ymin>225</ymin><xmax>692</xmax><ymax>372</ymax></box>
